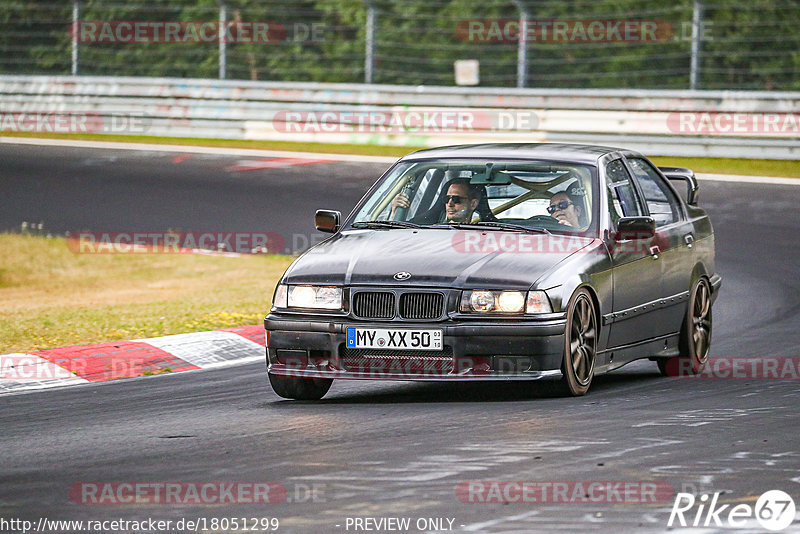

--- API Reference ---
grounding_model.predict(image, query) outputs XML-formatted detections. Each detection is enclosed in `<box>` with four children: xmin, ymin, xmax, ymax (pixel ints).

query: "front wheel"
<box><xmin>657</xmin><ymin>277</ymin><xmax>712</xmax><ymax>377</ymax></box>
<box><xmin>268</xmin><ymin>373</ymin><xmax>333</xmax><ymax>400</ymax></box>
<box><xmin>558</xmin><ymin>288</ymin><xmax>598</xmax><ymax>396</ymax></box>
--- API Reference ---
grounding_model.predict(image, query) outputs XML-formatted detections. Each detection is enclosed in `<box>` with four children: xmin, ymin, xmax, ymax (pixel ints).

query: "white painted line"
<box><xmin>229</xmin><ymin>157</ymin><xmax>334</xmax><ymax>172</ymax></box>
<box><xmin>696</xmin><ymin>172</ymin><xmax>800</xmax><ymax>186</ymax></box>
<box><xmin>136</xmin><ymin>331</ymin><xmax>264</xmax><ymax>369</ymax></box>
<box><xmin>0</xmin><ymin>136</ymin><xmax>398</xmax><ymax>164</ymax></box>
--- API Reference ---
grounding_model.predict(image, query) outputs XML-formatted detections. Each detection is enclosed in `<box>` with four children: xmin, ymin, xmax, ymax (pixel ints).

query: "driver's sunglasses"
<box><xmin>443</xmin><ymin>195</ymin><xmax>466</xmax><ymax>204</ymax></box>
<box><xmin>546</xmin><ymin>200</ymin><xmax>573</xmax><ymax>214</ymax></box>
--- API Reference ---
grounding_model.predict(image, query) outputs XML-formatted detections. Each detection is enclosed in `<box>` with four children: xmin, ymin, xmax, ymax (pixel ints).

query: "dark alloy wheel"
<box><xmin>658</xmin><ymin>277</ymin><xmax>712</xmax><ymax>377</ymax></box>
<box><xmin>268</xmin><ymin>373</ymin><xmax>333</xmax><ymax>400</ymax></box>
<box><xmin>559</xmin><ymin>288</ymin><xmax>597</xmax><ymax>396</ymax></box>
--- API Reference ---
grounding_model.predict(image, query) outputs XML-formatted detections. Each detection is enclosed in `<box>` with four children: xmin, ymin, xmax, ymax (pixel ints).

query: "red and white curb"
<box><xmin>0</xmin><ymin>325</ymin><xmax>265</xmax><ymax>395</ymax></box>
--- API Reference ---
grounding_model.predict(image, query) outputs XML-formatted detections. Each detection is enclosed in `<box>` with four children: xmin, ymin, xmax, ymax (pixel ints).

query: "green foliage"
<box><xmin>0</xmin><ymin>0</ymin><xmax>798</xmax><ymax>89</ymax></box>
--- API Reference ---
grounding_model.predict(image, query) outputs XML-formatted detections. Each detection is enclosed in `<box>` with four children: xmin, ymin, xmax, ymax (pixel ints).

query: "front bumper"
<box><xmin>264</xmin><ymin>314</ymin><xmax>566</xmax><ymax>381</ymax></box>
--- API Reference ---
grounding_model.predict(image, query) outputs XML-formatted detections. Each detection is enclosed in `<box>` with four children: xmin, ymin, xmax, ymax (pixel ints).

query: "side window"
<box><xmin>626</xmin><ymin>158</ymin><xmax>681</xmax><ymax>227</ymax></box>
<box><xmin>605</xmin><ymin>159</ymin><xmax>643</xmax><ymax>226</ymax></box>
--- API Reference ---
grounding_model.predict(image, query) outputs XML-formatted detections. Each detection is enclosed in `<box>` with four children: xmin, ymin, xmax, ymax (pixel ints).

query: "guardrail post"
<box><xmin>512</xmin><ymin>0</ymin><xmax>529</xmax><ymax>88</ymax></box>
<box><xmin>71</xmin><ymin>0</ymin><xmax>80</xmax><ymax>75</ymax></box>
<box><xmin>219</xmin><ymin>2</ymin><xmax>227</xmax><ymax>80</ymax></box>
<box><xmin>365</xmin><ymin>1</ymin><xmax>376</xmax><ymax>84</ymax></box>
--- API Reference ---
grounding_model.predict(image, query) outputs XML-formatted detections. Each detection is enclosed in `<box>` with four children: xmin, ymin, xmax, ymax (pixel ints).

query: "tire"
<box><xmin>268</xmin><ymin>373</ymin><xmax>333</xmax><ymax>400</ymax></box>
<box><xmin>558</xmin><ymin>288</ymin><xmax>598</xmax><ymax>396</ymax></box>
<box><xmin>657</xmin><ymin>277</ymin><xmax>712</xmax><ymax>377</ymax></box>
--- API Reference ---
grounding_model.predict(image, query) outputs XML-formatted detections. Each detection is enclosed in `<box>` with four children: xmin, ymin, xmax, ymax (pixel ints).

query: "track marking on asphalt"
<box><xmin>461</xmin><ymin>511</ymin><xmax>541</xmax><ymax>532</ymax></box>
<box><xmin>0</xmin><ymin>137</ymin><xmax>397</xmax><ymax>163</ymax></box>
<box><xmin>228</xmin><ymin>157</ymin><xmax>335</xmax><ymax>172</ymax></box>
<box><xmin>4</xmin><ymin>137</ymin><xmax>798</xmax><ymax>185</ymax></box>
<box><xmin>633</xmin><ymin>407</ymin><xmax>777</xmax><ymax>427</ymax></box>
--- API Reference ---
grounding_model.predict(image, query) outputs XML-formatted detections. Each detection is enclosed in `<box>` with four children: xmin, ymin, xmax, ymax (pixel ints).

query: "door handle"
<box><xmin>650</xmin><ymin>246</ymin><xmax>660</xmax><ymax>259</ymax></box>
<box><xmin>684</xmin><ymin>234</ymin><xmax>694</xmax><ymax>248</ymax></box>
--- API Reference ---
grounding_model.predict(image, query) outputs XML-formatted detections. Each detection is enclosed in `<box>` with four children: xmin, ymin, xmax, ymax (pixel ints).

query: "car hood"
<box><xmin>283</xmin><ymin>228</ymin><xmax>599</xmax><ymax>289</ymax></box>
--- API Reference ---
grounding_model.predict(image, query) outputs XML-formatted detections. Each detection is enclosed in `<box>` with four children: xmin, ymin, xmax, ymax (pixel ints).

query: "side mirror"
<box><xmin>659</xmin><ymin>167</ymin><xmax>700</xmax><ymax>205</ymax></box>
<box><xmin>315</xmin><ymin>209</ymin><xmax>341</xmax><ymax>233</ymax></box>
<box><xmin>615</xmin><ymin>216</ymin><xmax>655</xmax><ymax>241</ymax></box>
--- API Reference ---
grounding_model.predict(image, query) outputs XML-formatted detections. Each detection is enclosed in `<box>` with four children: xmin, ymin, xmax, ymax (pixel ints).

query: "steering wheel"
<box><xmin>528</xmin><ymin>215</ymin><xmax>559</xmax><ymax>223</ymax></box>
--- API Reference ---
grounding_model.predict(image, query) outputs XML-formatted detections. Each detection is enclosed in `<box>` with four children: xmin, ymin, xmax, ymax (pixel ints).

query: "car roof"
<box><xmin>399</xmin><ymin>143</ymin><xmax>633</xmax><ymax>165</ymax></box>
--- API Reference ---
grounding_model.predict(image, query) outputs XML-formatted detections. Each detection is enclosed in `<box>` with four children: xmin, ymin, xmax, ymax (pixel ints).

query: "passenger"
<box><xmin>547</xmin><ymin>191</ymin><xmax>583</xmax><ymax>227</ymax></box>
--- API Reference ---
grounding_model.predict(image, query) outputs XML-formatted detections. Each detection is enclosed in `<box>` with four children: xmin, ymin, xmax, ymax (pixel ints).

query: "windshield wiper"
<box><xmin>438</xmin><ymin>222</ymin><xmax>550</xmax><ymax>234</ymax></box>
<box><xmin>352</xmin><ymin>220</ymin><xmax>421</xmax><ymax>229</ymax></box>
<box><xmin>474</xmin><ymin>221</ymin><xmax>550</xmax><ymax>234</ymax></box>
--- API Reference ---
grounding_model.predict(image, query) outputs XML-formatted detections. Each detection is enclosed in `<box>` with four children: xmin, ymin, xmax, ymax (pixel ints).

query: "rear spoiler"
<box><xmin>658</xmin><ymin>166</ymin><xmax>699</xmax><ymax>205</ymax></box>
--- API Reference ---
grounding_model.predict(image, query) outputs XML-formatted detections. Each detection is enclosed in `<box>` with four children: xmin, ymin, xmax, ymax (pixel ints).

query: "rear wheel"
<box><xmin>268</xmin><ymin>373</ymin><xmax>333</xmax><ymax>400</ymax></box>
<box><xmin>657</xmin><ymin>277</ymin><xmax>712</xmax><ymax>376</ymax></box>
<box><xmin>558</xmin><ymin>288</ymin><xmax>597</xmax><ymax>396</ymax></box>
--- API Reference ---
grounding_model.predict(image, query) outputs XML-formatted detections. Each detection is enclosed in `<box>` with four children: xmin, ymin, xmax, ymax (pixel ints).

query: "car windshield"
<box><xmin>351</xmin><ymin>159</ymin><xmax>598</xmax><ymax>234</ymax></box>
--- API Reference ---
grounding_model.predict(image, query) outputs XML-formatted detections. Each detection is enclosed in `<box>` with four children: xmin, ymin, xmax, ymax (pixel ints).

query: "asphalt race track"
<box><xmin>2</xmin><ymin>143</ymin><xmax>800</xmax><ymax>533</ymax></box>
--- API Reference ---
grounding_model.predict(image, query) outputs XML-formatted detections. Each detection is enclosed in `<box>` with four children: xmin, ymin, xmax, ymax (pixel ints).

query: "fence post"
<box><xmin>71</xmin><ymin>0</ymin><xmax>80</xmax><ymax>75</ymax></box>
<box><xmin>365</xmin><ymin>1</ymin><xmax>376</xmax><ymax>84</ymax></box>
<box><xmin>512</xmin><ymin>0</ymin><xmax>529</xmax><ymax>88</ymax></box>
<box><xmin>690</xmin><ymin>0</ymin><xmax>703</xmax><ymax>90</ymax></box>
<box><xmin>219</xmin><ymin>2</ymin><xmax>227</xmax><ymax>80</ymax></box>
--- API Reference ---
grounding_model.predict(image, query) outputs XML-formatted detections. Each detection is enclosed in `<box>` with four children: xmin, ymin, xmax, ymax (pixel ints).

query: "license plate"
<box><xmin>346</xmin><ymin>328</ymin><xmax>442</xmax><ymax>350</ymax></box>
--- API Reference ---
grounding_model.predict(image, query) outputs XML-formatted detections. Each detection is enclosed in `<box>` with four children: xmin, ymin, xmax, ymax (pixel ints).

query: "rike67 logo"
<box><xmin>668</xmin><ymin>490</ymin><xmax>796</xmax><ymax>531</ymax></box>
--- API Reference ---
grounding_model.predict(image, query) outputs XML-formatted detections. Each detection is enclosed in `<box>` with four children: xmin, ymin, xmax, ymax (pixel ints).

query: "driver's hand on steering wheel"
<box><xmin>554</xmin><ymin>214</ymin><xmax>575</xmax><ymax>227</ymax></box>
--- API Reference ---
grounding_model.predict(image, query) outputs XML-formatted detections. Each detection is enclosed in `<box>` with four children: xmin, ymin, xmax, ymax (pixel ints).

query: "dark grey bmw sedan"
<box><xmin>264</xmin><ymin>143</ymin><xmax>721</xmax><ymax>399</ymax></box>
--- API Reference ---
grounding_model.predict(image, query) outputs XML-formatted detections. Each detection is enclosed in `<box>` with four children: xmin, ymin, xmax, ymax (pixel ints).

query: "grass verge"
<box><xmin>648</xmin><ymin>156</ymin><xmax>800</xmax><ymax>179</ymax></box>
<box><xmin>0</xmin><ymin>233</ymin><xmax>292</xmax><ymax>353</ymax></box>
<box><xmin>3</xmin><ymin>131</ymin><xmax>800</xmax><ymax>177</ymax></box>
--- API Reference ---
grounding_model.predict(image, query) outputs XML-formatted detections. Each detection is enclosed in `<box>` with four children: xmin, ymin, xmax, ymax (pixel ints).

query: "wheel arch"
<box><xmin>690</xmin><ymin>261</ymin><xmax>711</xmax><ymax>288</ymax></box>
<box><xmin>574</xmin><ymin>283</ymin><xmax>602</xmax><ymax>327</ymax></box>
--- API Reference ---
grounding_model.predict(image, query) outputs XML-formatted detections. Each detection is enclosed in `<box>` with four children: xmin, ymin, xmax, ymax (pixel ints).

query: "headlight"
<box><xmin>461</xmin><ymin>290</ymin><xmax>552</xmax><ymax>314</ymax></box>
<box><xmin>469</xmin><ymin>290</ymin><xmax>496</xmax><ymax>312</ymax></box>
<box><xmin>498</xmin><ymin>291</ymin><xmax>526</xmax><ymax>313</ymax></box>
<box><xmin>285</xmin><ymin>285</ymin><xmax>343</xmax><ymax>310</ymax></box>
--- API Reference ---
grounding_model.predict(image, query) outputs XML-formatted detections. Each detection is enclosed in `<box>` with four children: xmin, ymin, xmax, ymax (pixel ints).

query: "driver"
<box><xmin>391</xmin><ymin>179</ymin><xmax>480</xmax><ymax>223</ymax></box>
<box><xmin>547</xmin><ymin>191</ymin><xmax>583</xmax><ymax>227</ymax></box>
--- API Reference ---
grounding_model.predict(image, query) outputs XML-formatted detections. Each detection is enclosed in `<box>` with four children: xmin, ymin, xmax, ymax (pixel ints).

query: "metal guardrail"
<box><xmin>1</xmin><ymin>75</ymin><xmax>798</xmax><ymax>159</ymax></box>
